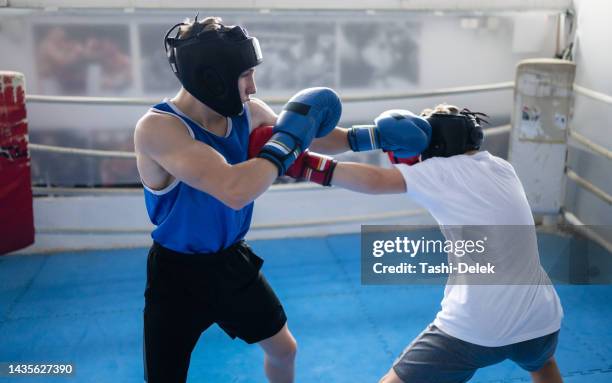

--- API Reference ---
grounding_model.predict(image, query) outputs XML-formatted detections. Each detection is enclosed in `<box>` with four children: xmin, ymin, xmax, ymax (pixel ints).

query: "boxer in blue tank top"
<box><xmin>143</xmin><ymin>99</ymin><xmax>253</xmax><ymax>254</ymax></box>
<box><xmin>134</xmin><ymin>15</ymin><xmax>348</xmax><ymax>383</ymax></box>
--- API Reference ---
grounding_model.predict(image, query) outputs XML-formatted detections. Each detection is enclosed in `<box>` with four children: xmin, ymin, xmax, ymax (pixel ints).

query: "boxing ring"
<box><xmin>1</xmin><ymin>75</ymin><xmax>611</xmax><ymax>382</ymax></box>
<box><xmin>1</xmin><ymin>2</ymin><xmax>612</xmax><ymax>381</ymax></box>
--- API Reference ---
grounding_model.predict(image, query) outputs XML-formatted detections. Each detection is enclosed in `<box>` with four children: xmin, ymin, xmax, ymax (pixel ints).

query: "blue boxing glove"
<box><xmin>347</xmin><ymin>109</ymin><xmax>431</xmax><ymax>158</ymax></box>
<box><xmin>258</xmin><ymin>87</ymin><xmax>341</xmax><ymax>175</ymax></box>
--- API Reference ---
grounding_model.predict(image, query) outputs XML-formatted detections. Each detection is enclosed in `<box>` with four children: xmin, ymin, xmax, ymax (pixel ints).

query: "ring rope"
<box><xmin>27</xmin><ymin>124</ymin><xmax>513</xmax><ymax>161</ymax></box>
<box><xmin>483</xmin><ymin>124</ymin><xmax>511</xmax><ymax>137</ymax></box>
<box><xmin>251</xmin><ymin>208</ymin><xmax>428</xmax><ymax>229</ymax></box>
<box><xmin>25</xmin><ymin>94</ymin><xmax>160</xmax><ymax>106</ymax></box>
<box><xmin>31</xmin><ymin>183</ymin><xmax>327</xmax><ymax>195</ymax></box>
<box><xmin>565</xmin><ymin>169</ymin><xmax>612</xmax><ymax>205</ymax></box>
<box><xmin>276</xmin><ymin>82</ymin><xmax>515</xmax><ymax>103</ymax></box>
<box><xmin>28</xmin><ymin>143</ymin><xmax>136</xmax><ymax>158</ymax></box>
<box><xmin>568</xmin><ymin>130</ymin><xmax>612</xmax><ymax>161</ymax></box>
<box><xmin>573</xmin><ymin>84</ymin><xmax>612</xmax><ymax>105</ymax></box>
<box><xmin>32</xmin><ymin>186</ymin><xmax>142</xmax><ymax>195</ymax></box>
<box><xmin>562</xmin><ymin>210</ymin><xmax>612</xmax><ymax>253</ymax></box>
<box><xmin>25</xmin><ymin>82</ymin><xmax>515</xmax><ymax>105</ymax></box>
<box><xmin>35</xmin><ymin>208</ymin><xmax>428</xmax><ymax>234</ymax></box>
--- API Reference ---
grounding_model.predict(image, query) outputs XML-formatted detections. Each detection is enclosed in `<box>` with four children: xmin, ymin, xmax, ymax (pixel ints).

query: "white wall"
<box><xmin>0</xmin><ymin>9</ymin><xmax>561</xmax><ymax>131</ymax></box>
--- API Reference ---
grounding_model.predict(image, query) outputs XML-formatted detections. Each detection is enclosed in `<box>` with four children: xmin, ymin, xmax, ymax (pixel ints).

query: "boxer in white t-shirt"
<box><xmin>304</xmin><ymin>104</ymin><xmax>564</xmax><ymax>383</ymax></box>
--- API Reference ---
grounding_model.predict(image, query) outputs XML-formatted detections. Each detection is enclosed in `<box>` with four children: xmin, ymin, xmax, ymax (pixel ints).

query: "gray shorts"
<box><xmin>393</xmin><ymin>324</ymin><xmax>559</xmax><ymax>383</ymax></box>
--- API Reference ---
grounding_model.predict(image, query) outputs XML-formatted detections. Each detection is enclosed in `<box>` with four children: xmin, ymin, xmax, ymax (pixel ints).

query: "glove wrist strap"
<box><xmin>305</xmin><ymin>156</ymin><xmax>337</xmax><ymax>187</ymax></box>
<box><xmin>347</xmin><ymin>126</ymin><xmax>380</xmax><ymax>152</ymax></box>
<box><xmin>258</xmin><ymin>132</ymin><xmax>302</xmax><ymax>176</ymax></box>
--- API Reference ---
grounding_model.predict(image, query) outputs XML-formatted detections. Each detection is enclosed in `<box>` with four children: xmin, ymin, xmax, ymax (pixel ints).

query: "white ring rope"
<box><xmin>28</xmin><ymin>143</ymin><xmax>136</xmax><ymax>158</ymax></box>
<box><xmin>32</xmin><ymin>186</ymin><xmax>142</xmax><ymax>195</ymax></box>
<box><xmin>268</xmin><ymin>82</ymin><xmax>515</xmax><ymax>103</ymax></box>
<box><xmin>31</xmin><ymin>183</ymin><xmax>325</xmax><ymax>195</ymax></box>
<box><xmin>568</xmin><ymin>130</ymin><xmax>612</xmax><ymax>161</ymax></box>
<box><xmin>483</xmin><ymin>124</ymin><xmax>511</xmax><ymax>137</ymax></box>
<box><xmin>573</xmin><ymin>84</ymin><xmax>612</xmax><ymax>105</ymax></box>
<box><xmin>36</xmin><ymin>227</ymin><xmax>152</xmax><ymax>234</ymax></box>
<box><xmin>562</xmin><ymin>210</ymin><xmax>612</xmax><ymax>254</ymax></box>
<box><xmin>25</xmin><ymin>82</ymin><xmax>515</xmax><ymax>105</ymax></box>
<box><xmin>26</xmin><ymin>94</ymin><xmax>161</xmax><ymax>106</ymax></box>
<box><xmin>252</xmin><ymin>208</ymin><xmax>428</xmax><ymax>229</ymax></box>
<box><xmin>566</xmin><ymin>169</ymin><xmax>612</xmax><ymax>205</ymax></box>
<box><xmin>27</xmin><ymin>124</ymin><xmax>513</xmax><ymax>161</ymax></box>
<box><xmin>35</xmin><ymin>208</ymin><xmax>428</xmax><ymax>234</ymax></box>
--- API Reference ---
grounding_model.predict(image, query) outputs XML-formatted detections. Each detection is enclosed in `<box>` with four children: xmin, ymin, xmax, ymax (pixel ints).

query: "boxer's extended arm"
<box><xmin>310</xmin><ymin>127</ymin><xmax>350</xmax><ymax>154</ymax></box>
<box><xmin>135</xmin><ymin>113</ymin><xmax>277</xmax><ymax>210</ymax></box>
<box><xmin>347</xmin><ymin>110</ymin><xmax>431</xmax><ymax>157</ymax></box>
<box><xmin>311</xmin><ymin>108</ymin><xmax>433</xmax><ymax>156</ymax></box>
<box><xmin>331</xmin><ymin>162</ymin><xmax>407</xmax><ymax>194</ymax></box>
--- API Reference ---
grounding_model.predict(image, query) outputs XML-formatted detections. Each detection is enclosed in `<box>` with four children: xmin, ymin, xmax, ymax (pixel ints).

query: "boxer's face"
<box><xmin>238</xmin><ymin>68</ymin><xmax>257</xmax><ymax>103</ymax></box>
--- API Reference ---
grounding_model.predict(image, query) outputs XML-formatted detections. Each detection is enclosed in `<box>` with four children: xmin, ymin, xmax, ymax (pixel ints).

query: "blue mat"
<box><xmin>1</xmin><ymin>233</ymin><xmax>611</xmax><ymax>382</ymax></box>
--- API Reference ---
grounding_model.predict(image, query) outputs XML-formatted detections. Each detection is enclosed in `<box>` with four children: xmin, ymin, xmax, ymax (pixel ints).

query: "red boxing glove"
<box><xmin>285</xmin><ymin>150</ymin><xmax>337</xmax><ymax>186</ymax></box>
<box><xmin>387</xmin><ymin>151</ymin><xmax>420</xmax><ymax>166</ymax></box>
<box><xmin>249</xmin><ymin>125</ymin><xmax>337</xmax><ymax>186</ymax></box>
<box><xmin>248</xmin><ymin>125</ymin><xmax>275</xmax><ymax>159</ymax></box>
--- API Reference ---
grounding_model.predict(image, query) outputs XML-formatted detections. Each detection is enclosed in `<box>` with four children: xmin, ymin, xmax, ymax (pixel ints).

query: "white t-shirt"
<box><xmin>395</xmin><ymin>151</ymin><xmax>563</xmax><ymax>347</ymax></box>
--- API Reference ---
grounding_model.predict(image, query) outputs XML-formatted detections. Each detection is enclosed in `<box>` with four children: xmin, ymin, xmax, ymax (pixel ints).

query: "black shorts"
<box><xmin>143</xmin><ymin>241</ymin><xmax>287</xmax><ymax>383</ymax></box>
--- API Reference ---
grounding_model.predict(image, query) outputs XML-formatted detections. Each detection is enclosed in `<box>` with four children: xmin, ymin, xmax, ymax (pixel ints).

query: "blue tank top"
<box><xmin>143</xmin><ymin>100</ymin><xmax>253</xmax><ymax>254</ymax></box>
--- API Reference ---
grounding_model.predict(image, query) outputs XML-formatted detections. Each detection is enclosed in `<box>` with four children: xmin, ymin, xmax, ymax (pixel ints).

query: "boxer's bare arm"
<box><xmin>134</xmin><ymin>112</ymin><xmax>277</xmax><ymax>210</ymax></box>
<box><xmin>332</xmin><ymin>162</ymin><xmax>406</xmax><ymax>194</ymax></box>
<box><xmin>247</xmin><ymin>98</ymin><xmax>277</xmax><ymax>129</ymax></box>
<box><xmin>310</xmin><ymin>127</ymin><xmax>350</xmax><ymax>154</ymax></box>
